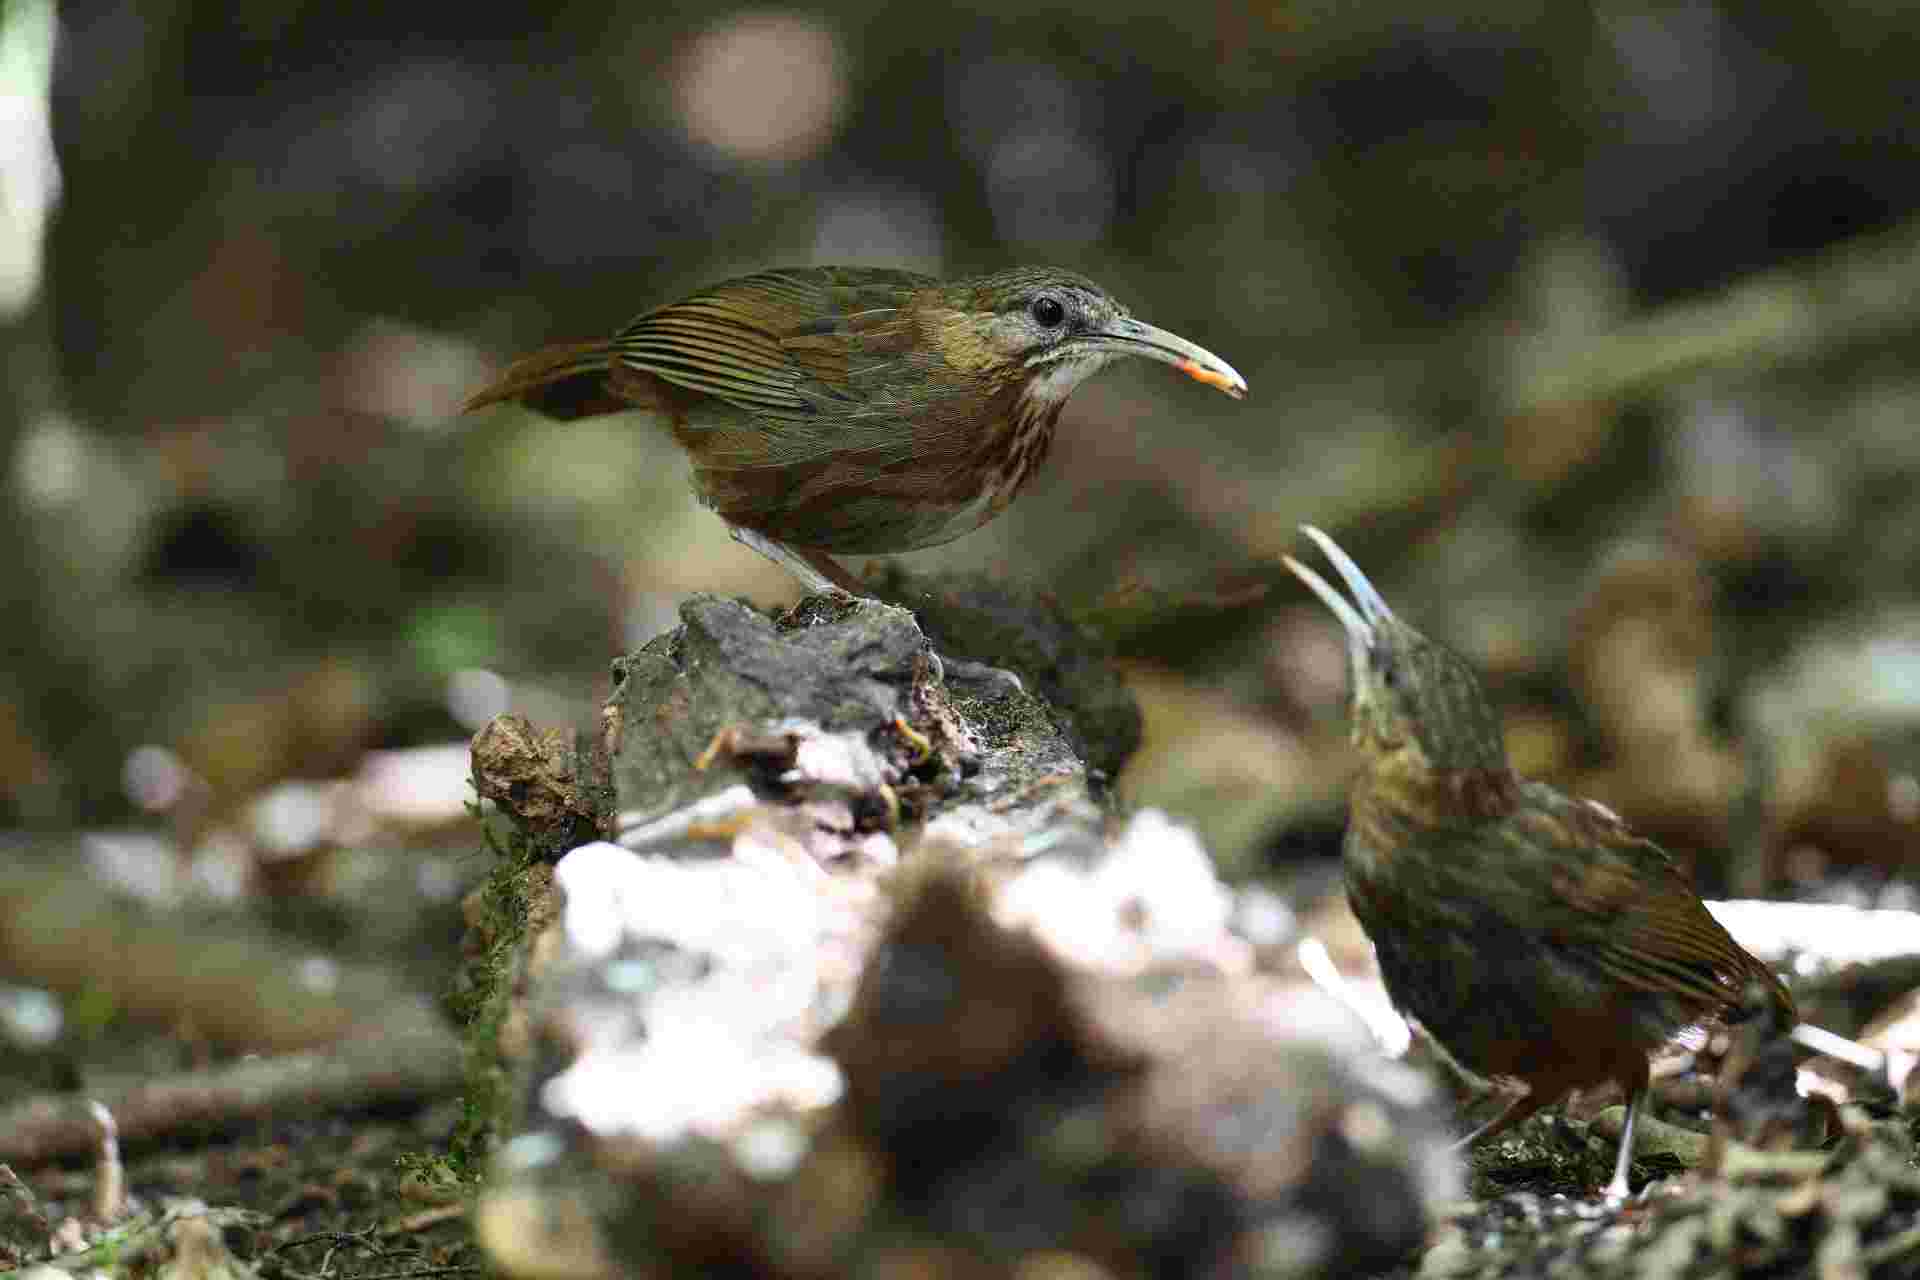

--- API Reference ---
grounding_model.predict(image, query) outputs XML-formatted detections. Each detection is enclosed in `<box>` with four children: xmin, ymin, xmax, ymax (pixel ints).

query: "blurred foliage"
<box><xmin>5</xmin><ymin>0</ymin><xmax>1920</xmax><ymax>898</ymax></box>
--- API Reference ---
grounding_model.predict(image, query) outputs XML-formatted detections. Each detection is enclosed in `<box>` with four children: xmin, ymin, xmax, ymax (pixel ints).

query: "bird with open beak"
<box><xmin>1284</xmin><ymin>525</ymin><xmax>1792</xmax><ymax>1202</ymax></box>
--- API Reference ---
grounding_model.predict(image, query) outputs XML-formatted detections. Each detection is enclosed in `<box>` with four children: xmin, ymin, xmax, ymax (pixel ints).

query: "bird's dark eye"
<box><xmin>1030</xmin><ymin>295</ymin><xmax>1066</xmax><ymax>328</ymax></box>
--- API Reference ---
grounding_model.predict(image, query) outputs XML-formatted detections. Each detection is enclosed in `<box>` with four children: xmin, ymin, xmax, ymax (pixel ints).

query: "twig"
<box><xmin>385</xmin><ymin>1205</ymin><xmax>467</xmax><ymax>1234</ymax></box>
<box><xmin>88</xmin><ymin>1101</ymin><xmax>124</xmax><ymax>1222</ymax></box>
<box><xmin>0</xmin><ymin>1027</ymin><xmax>462</xmax><ymax>1164</ymax></box>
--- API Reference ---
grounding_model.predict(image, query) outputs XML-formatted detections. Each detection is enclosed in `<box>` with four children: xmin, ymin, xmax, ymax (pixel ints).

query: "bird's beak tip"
<box><xmin>1295</xmin><ymin>525</ymin><xmax>1396</xmax><ymax>627</ymax></box>
<box><xmin>1283</xmin><ymin>550</ymin><xmax>1373</xmax><ymax>648</ymax></box>
<box><xmin>1176</xmin><ymin>357</ymin><xmax>1248</xmax><ymax>399</ymax></box>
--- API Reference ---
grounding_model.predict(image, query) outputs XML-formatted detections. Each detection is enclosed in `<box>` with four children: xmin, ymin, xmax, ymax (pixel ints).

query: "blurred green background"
<box><xmin>5</xmin><ymin>0</ymin><xmax>1920</xmax><ymax>898</ymax></box>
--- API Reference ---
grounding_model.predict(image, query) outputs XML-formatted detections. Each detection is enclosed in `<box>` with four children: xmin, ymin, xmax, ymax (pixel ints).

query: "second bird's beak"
<box><xmin>1282</xmin><ymin>525</ymin><xmax>1396</xmax><ymax>677</ymax></box>
<box><xmin>1078</xmin><ymin>316</ymin><xmax>1248</xmax><ymax>399</ymax></box>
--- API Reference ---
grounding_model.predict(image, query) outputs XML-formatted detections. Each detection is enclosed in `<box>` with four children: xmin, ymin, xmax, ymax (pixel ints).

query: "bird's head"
<box><xmin>933</xmin><ymin>268</ymin><xmax>1247</xmax><ymax>407</ymax></box>
<box><xmin>1284</xmin><ymin>525</ymin><xmax>1508</xmax><ymax>779</ymax></box>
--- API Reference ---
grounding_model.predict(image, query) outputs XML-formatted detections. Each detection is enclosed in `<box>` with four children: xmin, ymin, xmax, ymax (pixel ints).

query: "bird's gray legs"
<box><xmin>728</xmin><ymin>526</ymin><xmax>861</xmax><ymax>595</ymax></box>
<box><xmin>1452</xmin><ymin>1088</ymin><xmax>1547</xmax><ymax>1150</ymax></box>
<box><xmin>1603</xmin><ymin>1086</ymin><xmax>1643</xmax><ymax>1203</ymax></box>
<box><xmin>725</xmin><ymin>525</ymin><xmax>1024</xmax><ymax>697</ymax></box>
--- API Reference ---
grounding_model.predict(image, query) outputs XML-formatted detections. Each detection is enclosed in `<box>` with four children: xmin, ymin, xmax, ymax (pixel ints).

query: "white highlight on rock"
<box><xmin>993</xmin><ymin>808</ymin><xmax>1245</xmax><ymax>976</ymax></box>
<box><xmin>542</xmin><ymin>841</ymin><xmax>845</xmax><ymax>1142</ymax></box>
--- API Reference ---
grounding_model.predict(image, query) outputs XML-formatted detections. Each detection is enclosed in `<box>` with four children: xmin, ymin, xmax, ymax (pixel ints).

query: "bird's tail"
<box><xmin>464</xmin><ymin>340</ymin><xmax>630</xmax><ymax>420</ymax></box>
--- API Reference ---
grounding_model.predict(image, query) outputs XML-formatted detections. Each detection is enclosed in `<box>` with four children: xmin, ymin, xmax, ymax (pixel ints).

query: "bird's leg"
<box><xmin>1453</xmin><ymin>1088</ymin><xmax>1547</xmax><ymax>1150</ymax></box>
<box><xmin>729</xmin><ymin>526</ymin><xmax>1025</xmax><ymax>697</ymax></box>
<box><xmin>1603</xmin><ymin>1085</ymin><xmax>1644</xmax><ymax>1204</ymax></box>
<box><xmin>728</xmin><ymin>527</ymin><xmax>864</xmax><ymax>596</ymax></box>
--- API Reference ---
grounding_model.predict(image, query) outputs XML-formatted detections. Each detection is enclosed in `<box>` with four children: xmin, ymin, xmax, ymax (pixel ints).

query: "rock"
<box><xmin>477</xmin><ymin>839</ymin><xmax>1454</xmax><ymax>1278</ymax></box>
<box><xmin>604</xmin><ymin>592</ymin><xmax>1097</xmax><ymax>861</ymax></box>
<box><xmin>832</xmin><ymin>855</ymin><xmax>1452</xmax><ymax>1275</ymax></box>
<box><xmin>469</xmin><ymin>714</ymin><xmax>607</xmax><ymax>858</ymax></box>
<box><xmin>865</xmin><ymin>567</ymin><xmax>1144</xmax><ymax>781</ymax></box>
<box><xmin>468</xmin><ymin>590</ymin><xmax>1456</xmax><ymax>1278</ymax></box>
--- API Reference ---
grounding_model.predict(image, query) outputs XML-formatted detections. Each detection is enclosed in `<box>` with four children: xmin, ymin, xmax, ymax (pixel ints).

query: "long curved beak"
<box><xmin>1282</xmin><ymin>525</ymin><xmax>1394</xmax><ymax>663</ymax></box>
<box><xmin>1080</xmin><ymin>316</ymin><xmax>1248</xmax><ymax>399</ymax></box>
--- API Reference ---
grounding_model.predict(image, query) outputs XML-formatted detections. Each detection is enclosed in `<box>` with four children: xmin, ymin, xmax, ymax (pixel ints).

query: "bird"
<box><xmin>1283</xmin><ymin>525</ymin><xmax>1793</xmax><ymax>1202</ymax></box>
<box><xmin>465</xmin><ymin>265</ymin><xmax>1247</xmax><ymax>594</ymax></box>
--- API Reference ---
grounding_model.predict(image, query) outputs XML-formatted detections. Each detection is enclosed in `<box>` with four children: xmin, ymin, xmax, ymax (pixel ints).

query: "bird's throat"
<box><xmin>988</xmin><ymin>356</ymin><xmax>1104</xmax><ymax>494</ymax></box>
<box><xmin>1022</xmin><ymin>354</ymin><xmax>1112</xmax><ymax>409</ymax></box>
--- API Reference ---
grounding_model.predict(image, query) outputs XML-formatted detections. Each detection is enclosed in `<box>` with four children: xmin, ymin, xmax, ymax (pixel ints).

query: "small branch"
<box><xmin>0</xmin><ymin>1026</ymin><xmax>462</xmax><ymax>1165</ymax></box>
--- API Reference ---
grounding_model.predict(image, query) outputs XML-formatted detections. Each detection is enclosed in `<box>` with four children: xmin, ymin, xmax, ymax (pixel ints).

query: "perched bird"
<box><xmin>466</xmin><ymin>265</ymin><xmax>1247</xmax><ymax>593</ymax></box>
<box><xmin>1284</xmin><ymin>526</ymin><xmax>1793</xmax><ymax>1202</ymax></box>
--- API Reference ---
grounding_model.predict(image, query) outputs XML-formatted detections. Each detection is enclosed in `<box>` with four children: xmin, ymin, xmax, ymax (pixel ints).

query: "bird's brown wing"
<box><xmin>610</xmin><ymin>266</ymin><xmax>939</xmax><ymax>439</ymax></box>
<box><xmin>466</xmin><ymin>266</ymin><xmax>942</xmax><ymax>440</ymax></box>
<box><xmin>1505</xmin><ymin>783</ymin><xmax>1793</xmax><ymax>1021</ymax></box>
<box><xmin>463</xmin><ymin>339</ymin><xmax>632</xmax><ymax>418</ymax></box>
<box><xmin>603</xmin><ymin>266</ymin><xmax>1024</xmax><ymax>551</ymax></box>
